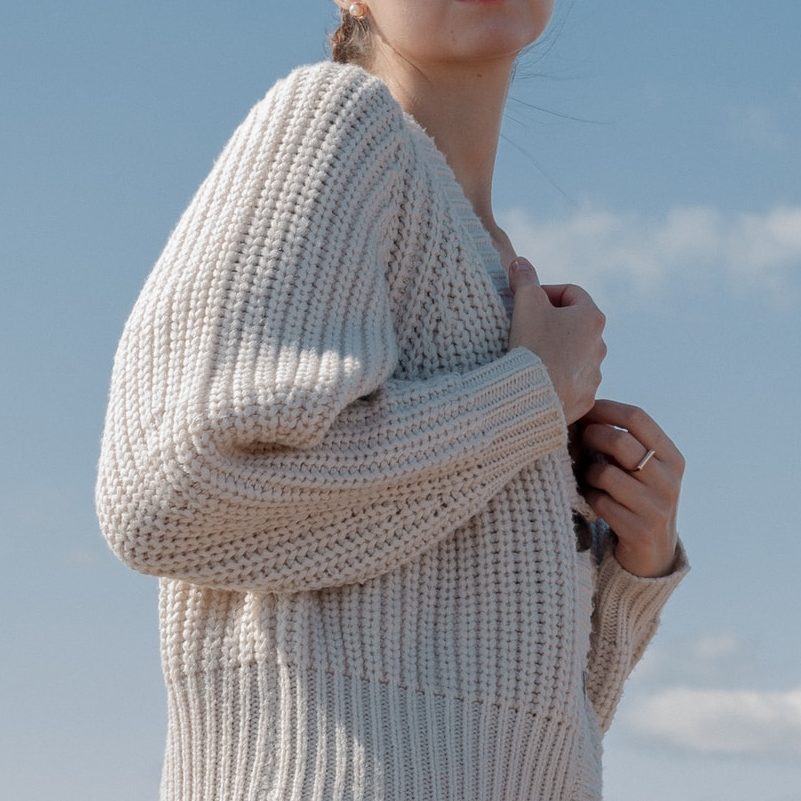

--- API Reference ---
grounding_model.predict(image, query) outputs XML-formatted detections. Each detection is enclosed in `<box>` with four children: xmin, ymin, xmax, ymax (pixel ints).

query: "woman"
<box><xmin>95</xmin><ymin>2</ymin><xmax>690</xmax><ymax>799</ymax></box>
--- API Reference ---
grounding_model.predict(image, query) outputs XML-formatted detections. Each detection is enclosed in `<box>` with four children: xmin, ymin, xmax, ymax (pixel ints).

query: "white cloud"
<box><xmin>628</xmin><ymin>631</ymin><xmax>761</xmax><ymax>688</ymax></box>
<box><xmin>693</xmin><ymin>631</ymin><xmax>741</xmax><ymax>663</ymax></box>
<box><xmin>499</xmin><ymin>203</ymin><xmax>801</xmax><ymax>304</ymax></box>
<box><xmin>623</xmin><ymin>684</ymin><xmax>801</xmax><ymax>758</ymax></box>
<box><xmin>615</xmin><ymin>632</ymin><xmax>800</xmax><ymax>760</ymax></box>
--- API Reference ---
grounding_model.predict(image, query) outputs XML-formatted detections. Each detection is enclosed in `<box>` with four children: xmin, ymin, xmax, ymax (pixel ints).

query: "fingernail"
<box><xmin>510</xmin><ymin>257</ymin><xmax>534</xmax><ymax>273</ymax></box>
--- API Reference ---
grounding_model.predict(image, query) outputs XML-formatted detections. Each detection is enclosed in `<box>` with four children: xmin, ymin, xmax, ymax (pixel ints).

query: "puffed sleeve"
<box><xmin>94</xmin><ymin>62</ymin><xmax>568</xmax><ymax>594</ymax></box>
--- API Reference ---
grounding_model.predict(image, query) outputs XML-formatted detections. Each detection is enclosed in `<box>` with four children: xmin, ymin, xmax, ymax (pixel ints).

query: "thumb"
<box><xmin>507</xmin><ymin>256</ymin><xmax>541</xmax><ymax>292</ymax></box>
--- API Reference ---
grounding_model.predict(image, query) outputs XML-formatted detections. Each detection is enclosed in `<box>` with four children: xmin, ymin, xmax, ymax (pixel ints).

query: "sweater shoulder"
<box><xmin>253</xmin><ymin>59</ymin><xmax>411</xmax><ymax>154</ymax></box>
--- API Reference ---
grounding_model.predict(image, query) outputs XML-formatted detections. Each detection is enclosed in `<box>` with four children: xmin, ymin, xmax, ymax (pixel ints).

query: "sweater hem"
<box><xmin>159</xmin><ymin>660</ymin><xmax>600</xmax><ymax>801</ymax></box>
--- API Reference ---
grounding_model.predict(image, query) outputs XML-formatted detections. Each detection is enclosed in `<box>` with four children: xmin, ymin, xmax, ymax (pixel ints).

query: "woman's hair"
<box><xmin>329</xmin><ymin>6</ymin><xmax>372</xmax><ymax>66</ymax></box>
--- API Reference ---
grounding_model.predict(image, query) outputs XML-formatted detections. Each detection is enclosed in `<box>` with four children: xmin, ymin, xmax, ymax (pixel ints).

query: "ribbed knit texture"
<box><xmin>95</xmin><ymin>59</ymin><xmax>691</xmax><ymax>801</ymax></box>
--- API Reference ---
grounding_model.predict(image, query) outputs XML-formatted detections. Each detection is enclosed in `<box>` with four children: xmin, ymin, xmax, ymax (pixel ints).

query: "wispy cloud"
<box><xmin>500</xmin><ymin>203</ymin><xmax>801</xmax><ymax>304</ymax></box>
<box><xmin>724</xmin><ymin>103</ymin><xmax>788</xmax><ymax>152</ymax></box>
<box><xmin>64</xmin><ymin>547</ymin><xmax>103</xmax><ymax>568</ymax></box>
<box><xmin>629</xmin><ymin>631</ymin><xmax>762</xmax><ymax>689</ymax></box>
<box><xmin>623</xmin><ymin>684</ymin><xmax>801</xmax><ymax>758</ymax></box>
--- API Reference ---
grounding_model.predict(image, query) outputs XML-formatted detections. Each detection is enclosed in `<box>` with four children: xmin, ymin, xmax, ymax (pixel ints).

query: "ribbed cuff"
<box><xmin>595</xmin><ymin>535</ymin><xmax>691</xmax><ymax>637</ymax></box>
<box><xmin>498</xmin><ymin>345</ymin><xmax>568</xmax><ymax>451</ymax></box>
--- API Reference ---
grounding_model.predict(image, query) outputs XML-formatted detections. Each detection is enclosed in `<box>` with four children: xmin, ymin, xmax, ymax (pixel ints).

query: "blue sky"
<box><xmin>2</xmin><ymin>1</ymin><xmax>800</xmax><ymax>798</ymax></box>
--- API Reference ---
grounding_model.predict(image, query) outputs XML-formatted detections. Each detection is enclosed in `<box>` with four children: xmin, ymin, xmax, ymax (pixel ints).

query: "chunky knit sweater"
<box><xmin>95</xmin><ymin>58</ymin><xmax>690</xmax><ymax>801</ymax></box>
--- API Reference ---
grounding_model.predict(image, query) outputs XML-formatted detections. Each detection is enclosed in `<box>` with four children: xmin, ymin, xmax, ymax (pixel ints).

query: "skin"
<box><xmin>336</xmin><ymin>0</ymin><xmax>554</xmax><ymax>247</ymax></box>
<box><xmin>334</xmin><ymin>1</ymin><xmax>683</xmax><ymax>578</ymax></box>
<box><xmin>579</xmin><ymin>400</ymin><xmax>685</xmax><ymax>578</ymax></box>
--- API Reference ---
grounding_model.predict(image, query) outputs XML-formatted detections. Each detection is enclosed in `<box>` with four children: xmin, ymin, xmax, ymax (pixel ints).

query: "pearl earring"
<box><xmin>348</xmin><ymin>3</ymin><xmax>368</xmax><ymax>19</ymax></box>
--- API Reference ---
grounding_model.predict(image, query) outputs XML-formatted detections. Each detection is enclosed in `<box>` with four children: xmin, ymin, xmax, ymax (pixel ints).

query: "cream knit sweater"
<box><xmin>95</xmin><ymin>59</ymin><xmax>690</xmax><ymax>801</ymax></box>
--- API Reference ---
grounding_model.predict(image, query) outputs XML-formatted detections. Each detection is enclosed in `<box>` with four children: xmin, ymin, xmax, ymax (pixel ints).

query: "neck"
<box><xmin>368</xmin><ymin>56</ymin><xmax>513</xmax><ymax>243</ymax></box>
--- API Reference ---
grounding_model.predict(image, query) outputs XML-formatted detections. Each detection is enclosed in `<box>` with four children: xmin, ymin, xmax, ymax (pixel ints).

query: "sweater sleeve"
<box><xmin>585</xmin><ymin>532</ymin><xmax>691</xmax><ymax>733</ymax></box>
<box><xmin>94</xmin><ymin>62</ymin><xmax>569</xmax><ymax>595</ymax></box>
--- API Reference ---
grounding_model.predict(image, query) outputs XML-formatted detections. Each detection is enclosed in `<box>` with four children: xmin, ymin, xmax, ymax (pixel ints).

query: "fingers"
<box><xmin>507</xmin><ymin>257</ymin><xmax>541</xmax><ymax>287</ymax></box>
<box><xmin>505</xmin><ymin>259</ymin><xmax>607</xmax><ymax>426</ymax></box>
<box><xmin>506</xmin><ymin>267</ymin><xmax>591</xmax><ymax>307</ymax></box>
<box><xmin>507</xmin><ymin>258</ymin><xmax>552</xmax><ymax>314</ymax></box>
<box><xmin>583</xmin><ymin>458</ymin><xmax>678</xmax><ymax>546</ymax></box>
<box><xmin>580</xmin><ymin>423</ymin><xmax>673</xmax><ymax>493</ymax></box>
<box><xmin>540</xmin><ymin>284</ymin><xmax>607</xmax><ymax>340</ymax></box>
<box><xmin>539</xmin><ymin>283</ymin><xmax>577</xmax><ymax>306</ymax></box>
<box><xmin>578</xmin><ymin>404</ymin><xmax>684</xmax><ymax>579</ymax></box>
<box><xmin>506</xmin><ymin>267</ymin><xmax>605</xmax><ymax>328</ymax></box>
<box><xmin>540</xmin><ymin>283</ymin><xmax>599</xmax><ymax>313</ymax></box>
<box><xmin>583</xmin><ymin>460</ymin><xmax>656</xmax><ymax>516</ymax></box>
<box><xmin>584</xmin><ymin>484</ymin><xmax>679</xmax><ymax>577</ymax></box>
<box><xmin>583</xmin><ymin>487</ymin><xmax>642</xmax><ymax>536</ymax></box>
<box><xmin>580</xmin><ymin>399</ymin><xmax>685</xmax><ymax>474</ymax></box>
<box><xmin>583</xmin><ymin>458</ymin><xmax>681</xmax><ymax>578</ymax></box>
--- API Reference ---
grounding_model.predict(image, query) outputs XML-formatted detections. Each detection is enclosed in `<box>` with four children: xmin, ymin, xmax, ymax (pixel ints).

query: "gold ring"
<box><xmin>630</xmin><ymin>448</ymin><xmax>656</xmax><ymax>472</ymax></box>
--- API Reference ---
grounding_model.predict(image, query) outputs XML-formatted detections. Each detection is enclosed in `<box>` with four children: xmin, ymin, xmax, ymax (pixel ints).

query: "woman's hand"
<box><xmin>506</xmin><ymin>257</ymin><xmax>607</xmax><ymax>425</ymax></box>
<box><xmin>577</xmin><ymin>399</ymin><xmax>685</xmax><ymax>578</ymax></box>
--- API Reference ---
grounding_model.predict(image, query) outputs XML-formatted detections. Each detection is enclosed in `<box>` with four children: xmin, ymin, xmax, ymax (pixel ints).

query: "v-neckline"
<box><xmin>341</xmin><ymin>60</ymin><xmax>512</xmax><ymax>324</ymax></box>
<box><xmin>397</xmin><ymin>108</ymin><xmax>513</xmax><ymax>326</ymax></box>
